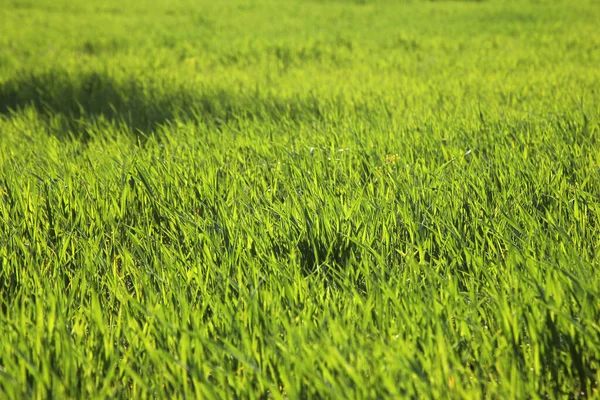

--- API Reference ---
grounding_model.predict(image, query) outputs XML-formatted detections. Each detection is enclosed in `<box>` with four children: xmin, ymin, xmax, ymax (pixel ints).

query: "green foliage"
<box><xmin>0</xmin><ymin>0</ymin><xmax>599</xmax><ymax>398</ymax></box>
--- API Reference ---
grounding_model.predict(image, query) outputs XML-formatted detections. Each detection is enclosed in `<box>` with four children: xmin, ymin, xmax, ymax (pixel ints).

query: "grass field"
<box><xmin>1</xmin><ymin>0</ymin><xmax>600</xmax><ymax>398</ymax></box>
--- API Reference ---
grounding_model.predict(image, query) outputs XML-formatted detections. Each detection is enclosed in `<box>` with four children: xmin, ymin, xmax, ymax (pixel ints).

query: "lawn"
<box><xmin>0</xmin><ymin>0</ymin><xmax>599</xmax><ymax>398</ymax></box>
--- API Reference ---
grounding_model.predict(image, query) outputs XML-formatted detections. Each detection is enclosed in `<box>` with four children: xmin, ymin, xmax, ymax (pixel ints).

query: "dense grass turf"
<box><xmin>1</xmin><ymin>0</ymin><xmax>600</xmax><ymax>398</ymax></box>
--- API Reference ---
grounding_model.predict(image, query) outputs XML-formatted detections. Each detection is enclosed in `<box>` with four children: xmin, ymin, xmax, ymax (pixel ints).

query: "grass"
<box><xmin>1</xmin><ymin>0</ymin><xmax>599</xmax><ymax>398</ymax></box>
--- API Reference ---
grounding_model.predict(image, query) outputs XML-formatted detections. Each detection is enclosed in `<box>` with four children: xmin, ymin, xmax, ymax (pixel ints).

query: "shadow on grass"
<box><xmin>0</xmin><ymin>69</ymin><xmax>331</xmax><ymax>141</ymax></box>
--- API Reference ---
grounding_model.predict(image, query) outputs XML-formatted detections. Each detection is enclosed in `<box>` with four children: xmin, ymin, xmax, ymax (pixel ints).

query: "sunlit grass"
<box><xmin>1</xmin><ymin>0</ymin><xmax>599</xmax><ymax>398</ymax></box>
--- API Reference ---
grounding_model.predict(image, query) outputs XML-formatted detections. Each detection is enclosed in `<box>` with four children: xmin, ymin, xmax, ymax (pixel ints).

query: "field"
<box><xmin>1</xmin><ymin>0</ymin><xmax>600</xmax><ymax>398</ymax></box>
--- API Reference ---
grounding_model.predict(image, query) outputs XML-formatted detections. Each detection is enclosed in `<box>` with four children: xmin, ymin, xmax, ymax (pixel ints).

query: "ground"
<box><xmin>0</xmin><ymin>0</ymin><xmax>599</xmax><ymax>398</ymax></box>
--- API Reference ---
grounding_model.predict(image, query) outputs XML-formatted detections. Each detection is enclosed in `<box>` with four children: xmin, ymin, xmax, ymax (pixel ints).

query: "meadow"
<box><xmin>1</xmin><ymin>0</ymin><xmax>599</xmax><ymax>398</ymax></box>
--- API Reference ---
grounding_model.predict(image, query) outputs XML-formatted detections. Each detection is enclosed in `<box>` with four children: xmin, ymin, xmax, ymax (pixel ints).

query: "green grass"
<box><xmin>1</xmin><ymin>0</ymin><xmax>600</xmax><ymax>398</ymax></box>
